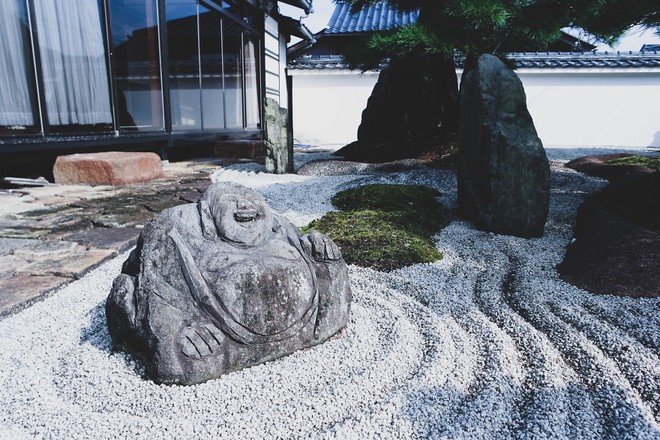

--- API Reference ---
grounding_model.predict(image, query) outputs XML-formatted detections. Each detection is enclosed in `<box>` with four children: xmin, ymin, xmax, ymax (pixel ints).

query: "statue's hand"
<box><xmin>300</xmin><ymin>231</ymin><xmax>342</xmax><ymax>262</ymax></box>
<box><xmin>179</xmin><ymin>322</ymin><xmax>224</xmax><ymax>360</ymax></box>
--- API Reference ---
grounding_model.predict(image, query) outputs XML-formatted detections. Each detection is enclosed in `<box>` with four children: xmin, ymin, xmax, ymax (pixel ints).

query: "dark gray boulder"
<box><xmin>335</xmin><ymin>53</ymin><xmax>459</xmax><ymax>163</ymax></box>
<box><xmin>458</xmin><ymin>54</ymin><xmax>550</xmax><ymax>238</ymax></box>
<box><xmin>106</xmin><ymin>182</ymin><xmax>352</xmax><ymax>385</ymax></box>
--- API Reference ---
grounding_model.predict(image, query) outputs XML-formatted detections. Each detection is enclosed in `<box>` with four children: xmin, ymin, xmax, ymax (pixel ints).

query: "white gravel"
<box><xmin>1</xmin><ymin>152</ymin><xmax>658</xmax><ymax>439</ymax></box>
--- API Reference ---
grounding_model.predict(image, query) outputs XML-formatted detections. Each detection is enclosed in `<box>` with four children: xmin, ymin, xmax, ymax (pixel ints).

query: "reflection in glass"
<box><xmin>33</xmin><ymin>0</ymin><xmax>112</xmax><ymax>130</ymax></box>
<box><xmin>244</xmin><ymin>34</ymin><xmax>260</xmax><ymax>128</ymax></box>
<box><xmin>223</xmin><ymin>20</ymin><xmax>244</xmax><ymax>129</ymax></box>
<box><xmin>0</xmin><ymin>0</ymin><xmax>37</xmax><ymax>132</ymax></box>
<box><xmin>167</xmin><ymin>0</ymin><xmax>201</xmax><ymax>130</ymax></box>
<box><xmin>199</xmin><ymin>7</ymin><xmax>224</xmax><ymax>129</ymax></box>
<box><xmin>110</xmin><ymin>0</ymin><xmax>164</xmax><ymax>131</ymax></box>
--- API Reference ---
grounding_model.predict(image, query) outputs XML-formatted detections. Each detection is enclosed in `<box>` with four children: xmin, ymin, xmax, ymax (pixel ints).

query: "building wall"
<box><xmin>289</xmin><ymin>68</ymin><xmax>660</xmax><ymax>149</ymax></box>
<box><xmin>290</xmin><ymin>70</ymin><xmax>379</xmax><ymax>146</ymax></box>
<box><xmin>517</xmin><ymin>70</ymin><xmax>660</xmax><ymax>148</ymax></box>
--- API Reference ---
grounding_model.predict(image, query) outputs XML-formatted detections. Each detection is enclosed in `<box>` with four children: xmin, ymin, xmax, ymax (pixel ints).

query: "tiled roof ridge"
<box><xmin>288</xmin><ymin>51</ymin><xmax>660</xmax><ymax>70</ymax></box>
<box><xmin>508</xmin><ymin>50</ymin><xmax>660</xmax><ymax>57</ymax></box>
<box><xmin>326</xmin><ymin>1</ymin><xmax>419</xmax><ymax>34</ymax></box>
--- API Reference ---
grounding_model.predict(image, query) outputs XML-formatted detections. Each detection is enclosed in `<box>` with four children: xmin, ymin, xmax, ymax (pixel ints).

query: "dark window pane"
<box><xmin>199</xmin><ymin>7</ymin><xmax>224</xmax><ymax>129</ymax></box>
<box><xmin>244</xmin><ymin>34</ymin><xmax>260</xmax><ymax>129</ymax></box>
<box><xmin>167</xmin><ymin>0</ymin><xmax>201</xmax><ymax>131</ymax></box>
<box><xmin>110</xmin><ymin>0</ymin><xmax>164</xmax><ymax>131</ymax></box>
<box><xmin>0</xmin><ymin>0</ymin><xmax>38</xmax><ymax>134</ymax></box>
<box><xmin>223</xmin><ymin>20</ymin><xmax>243</xmax><ymax>129</ymax></box>
<box><xmin>33</xmin><ymin>0</ymin><xmax>112</xmax><ymax>131</ymax></box>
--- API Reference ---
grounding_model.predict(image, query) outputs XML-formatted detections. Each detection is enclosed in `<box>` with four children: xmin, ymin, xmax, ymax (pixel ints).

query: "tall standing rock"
<box><xmin>335</xmin><ymin>53</ymin><xmax>458</xmax><ymax>162</ymax></box>
<box><xmin>264</xmin><ymin>98</ymin><xmax>293</xmax><ymax>174</ymax></box>
<box><xmin>458</xmin><ymin>54</ymin><xmax>550</xmax><ymax>238</ymax></box>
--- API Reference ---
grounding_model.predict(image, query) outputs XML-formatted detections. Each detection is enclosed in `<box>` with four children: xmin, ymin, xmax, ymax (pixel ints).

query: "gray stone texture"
<box><xmin>458</xmin><ymin>54</ymin><xmax>550</xmax><ymax>238</ymax></box>
<box><xmin>264</xmin><ymin>98</ymin><xmax>293</xmax><ymax>174</ymax></box>
<box><xmin>0</xmin><ymin>158</ymin><xmax>224</xmax><ymax>317</ymax></box>
<box><xmin>106</xmin><ymin>182</ymin><xmax>352</xmax><ymax>385</ymax></box>
<box><xmin>335</xmin><ymin>53</ymin><xmax>458</xmax><ymax>163</ymax></box>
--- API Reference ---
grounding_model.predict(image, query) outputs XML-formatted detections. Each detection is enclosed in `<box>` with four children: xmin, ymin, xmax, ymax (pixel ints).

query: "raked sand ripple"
<box><xmin>0</xmin><ymin>160</ymin><xmax>658</xmax><ymax>439</ymax></box>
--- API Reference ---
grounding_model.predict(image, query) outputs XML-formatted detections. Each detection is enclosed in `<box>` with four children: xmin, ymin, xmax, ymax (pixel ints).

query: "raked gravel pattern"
<box><xmin>0</xmin><ymin>156</ymin><xmax>658</xmax><ymax>439</ymax></box>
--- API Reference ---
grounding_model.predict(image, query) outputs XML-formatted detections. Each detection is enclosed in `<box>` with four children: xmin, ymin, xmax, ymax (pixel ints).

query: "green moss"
<box><xmin>304</xmin><ymin>184</ymin><xmax>448</xmax><ymax>271</ymax></box>
<box><xmin>605</xmin><ymin>155</ymin><xmax>660</xmax><ymax>171</ymax></box>
<box><xmin>331</xmin><ymin>184</ymin><xmax>445</xmax><ymax>232</ymax></box>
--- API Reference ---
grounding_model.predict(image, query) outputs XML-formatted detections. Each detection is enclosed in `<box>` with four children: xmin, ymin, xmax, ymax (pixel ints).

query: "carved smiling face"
<box><xmin>201</xmin><ymin>183</ymin><xmax>274</xmax><ymax>247</ymax></box>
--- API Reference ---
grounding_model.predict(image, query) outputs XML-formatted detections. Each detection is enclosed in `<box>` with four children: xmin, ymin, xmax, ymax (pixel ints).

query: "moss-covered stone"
<box><xmin>605</xmin><ymin>155</ymin><xmax>660</xmax><ymax>171</ymax></box>
<box><xmin>304</xmin><ymin>184</ymin><xmax>448</xmax><ymax>271</ymax></box>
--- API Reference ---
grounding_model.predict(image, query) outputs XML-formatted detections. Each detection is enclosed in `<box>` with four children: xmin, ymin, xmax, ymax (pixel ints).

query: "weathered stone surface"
<box><xmin>0</xmin><ymin>238</ymin><xmax>39</xmax><ymax>256</ymax></box>
<box><xmin>0</xmin><ymin>275</ymin><xmax>69</xmax><ymax>317</ymax></box>
<box><xmin>16</xmin><ymin>248</ymin><xmax>114</xmax><ymax>278</ymax></box>
<box><xmin>558</xmin><ymin>171</ymin><xmax>660</xmax><ymax>298</ymax></box>
<box><xmin>0</xmin><ymin>255</ymin><xmax>27</xmax><ymax>275</ymax></box>
<box><xmin>565</xmin><ymin>154</ymin><xmax>651</xmax><ymax>181</ymax></box>
<box><xmin>178</xmin><ymin>191</ymin><xmax>202</xmax><ymax>204</ymax></box>
<box><xmin>12</xmin><ymin>240</ymin><xmax>78</xmax><ymax>260</ymax></box>
<box><xmin>264</xmin><ymin>98</ymin><xmax>293</xmax><ymax>174</ymax></box>
<box><xmin>106</xmin><ymin>182</ymin><xmax>352</xmax><ymax>384</ymax></box>
<box><xmin>335</xmin><ymin>53</ymin><xmax>459</xmax><ymax>163</ymax></box>
<box><xmin>53</xmin><ymin>152</ymin><xmax>164</xmax><ymax>186</ymax></box>
<box><xmin>458</xmin><ymin>54</ymin><xmax>550</xmax><ymax>238</ymax></box>
<box><xmin>0</xmin><ymin>158</ymin><xmax>222</xmax><ymax>318</ymax></box>
<box><xmin>62</xmin><ymin>227</ymin><xmax>140</xmax><ymax>251</ymax></box>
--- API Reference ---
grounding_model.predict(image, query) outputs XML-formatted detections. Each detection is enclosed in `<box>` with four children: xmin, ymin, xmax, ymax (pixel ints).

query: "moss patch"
<box><xmin>303</xmin><ymin>184</ymin><xmax>448</xmax><ymax>271</ymax></box>
<box><xmin>605</xmin><ymin>155</ymin><xmax>660</xmax><ymax>171</ymax></box>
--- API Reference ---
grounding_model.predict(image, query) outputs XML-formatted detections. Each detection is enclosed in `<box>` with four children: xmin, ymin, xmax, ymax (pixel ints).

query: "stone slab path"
<box><xmin>0</xmin><ymin>158</ymin><xmax>248</xmax><ymax>318</ymax></box>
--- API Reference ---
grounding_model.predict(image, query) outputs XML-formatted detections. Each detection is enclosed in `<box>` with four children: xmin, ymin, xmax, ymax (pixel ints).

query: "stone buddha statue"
<box><xmin>106</xmin><ymin>182</ymin><xmax>352</xmax><ymax>385</ymax></box>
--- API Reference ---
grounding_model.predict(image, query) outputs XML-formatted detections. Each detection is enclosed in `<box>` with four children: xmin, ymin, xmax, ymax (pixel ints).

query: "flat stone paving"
<box><xmin>0</xmin><ymin>157</ymin><xmax>246</xmax><ymax>318</ymax></box>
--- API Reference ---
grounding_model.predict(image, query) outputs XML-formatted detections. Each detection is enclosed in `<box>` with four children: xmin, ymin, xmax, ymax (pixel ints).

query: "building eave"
<box><xmin>278</xmin><ymin>0</ymin><xmax>312</xmax><ymax>15</ymax></box>
<box><xmin>276</xmin><ymin>13</ymin><xmax>316</xmax><ymax>42</ymax></box>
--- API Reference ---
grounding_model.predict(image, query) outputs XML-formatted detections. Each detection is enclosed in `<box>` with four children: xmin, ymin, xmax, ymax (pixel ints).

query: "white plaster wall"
<box><xmin>289</xmin><ymin>70</ymin><xmax>379</xmax><ymax>146</ymax></box>
<box><xmin>518</xmin><ymin>70</ymin><xmax>660</xmax><ymax>148</ymax></box>
<box><xmin>290</xmin><ymin>68</ymin><xmax>660</xmax><ymax>148</ymax></box>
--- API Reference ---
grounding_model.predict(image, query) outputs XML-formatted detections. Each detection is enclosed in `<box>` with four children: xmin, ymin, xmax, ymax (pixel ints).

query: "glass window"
<box><xmin>0</xmin><ymin>0</ymin><xmax>38</xmax><ymax>134</ymax></box>
<box><xmin>244</xmin><ymin>33</ymin><xmax>260</xmax><ymax>129</ymax></box>
<box><xmin>199</xmin><ymin>6</ymin><xmax>224</xmax><ymax>129</ymax></box>
<box><xmin>167</xmin><ymin>0</ymin><xmax>201</xmax><ymax>131</ymax></box>
<box><xmin>165</xmin><ymin>0</ymin><xmax>260</xmax><ymax>133</ymax></box>
<box><xmin>223</xmin><ymin>20</ymin><xmax>244</xmax><ymax>129</ymax></box>
<box><xmin>109</xmin><ymin>0</ymin><xmax>164</xmax><ymax>131</ymax></box>
<box><xmin>33</xmin><ymin>0</ymin><xmax>112</xmax><ymax>132</ymax></box>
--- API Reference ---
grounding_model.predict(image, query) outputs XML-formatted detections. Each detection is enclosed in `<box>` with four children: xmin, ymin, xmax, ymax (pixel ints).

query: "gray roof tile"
<box><xmin>326</xmin><ymin>1</ymin><xmax>419</xmax><ymax>34</ymax></box>
<box><xmin>288</xmin><ymin>52</ymin><xmax>660</xmax><ymax>70</ymax></box>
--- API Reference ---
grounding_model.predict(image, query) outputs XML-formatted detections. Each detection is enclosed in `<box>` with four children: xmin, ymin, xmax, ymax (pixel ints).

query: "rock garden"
<box><xmin>1</xmin><ymin>53</ymin><xmax>658</xmax><ymax>439</ymax></box>
<box><xmin>0</xmin><ymin>142</ymin><xmax>658</xmax><ymax>438</ymax></box>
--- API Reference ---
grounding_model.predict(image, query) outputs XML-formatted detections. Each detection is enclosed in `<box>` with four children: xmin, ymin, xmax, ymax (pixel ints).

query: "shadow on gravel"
<box><xmin>79</xmin><ymin>299</ymin><xmax>146</xmax><ymax>379</ymax></box>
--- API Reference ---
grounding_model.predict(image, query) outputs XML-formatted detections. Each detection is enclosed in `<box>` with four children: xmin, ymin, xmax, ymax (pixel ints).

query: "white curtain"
<box><xmin>0</xmin><ymin>0</ymin><xmax>35</xmax><ymax>127</ymax></box>
<box><xmin>34</xmin><ymin>0</ymin><xmax>112</xmax><ymax>125</ymax></box>
<box><xmin>244</xmin><ymin>37</ymin><xmax>260</xmax><ymax>128</ymax></box>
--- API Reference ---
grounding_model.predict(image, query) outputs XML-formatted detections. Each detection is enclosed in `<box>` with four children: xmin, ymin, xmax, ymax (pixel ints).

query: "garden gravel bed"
<box><xmin>0</xmin><ymin>154</ymin><xmax>658</xmax><ymax>439</ymax></box>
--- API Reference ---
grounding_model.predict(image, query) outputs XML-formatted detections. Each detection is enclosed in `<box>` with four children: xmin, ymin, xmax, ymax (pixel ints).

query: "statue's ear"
<box><xmin>198</xmin><ymin>200</ymin><xmax>217</xmax><ymax>240</ymax></box>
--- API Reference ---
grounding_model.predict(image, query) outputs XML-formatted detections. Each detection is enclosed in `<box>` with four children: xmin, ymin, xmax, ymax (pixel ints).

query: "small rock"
<box><xmin>53</xmin><ymin>152</ymin><xmax>164</xmax><ymax>186</ymax></box>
